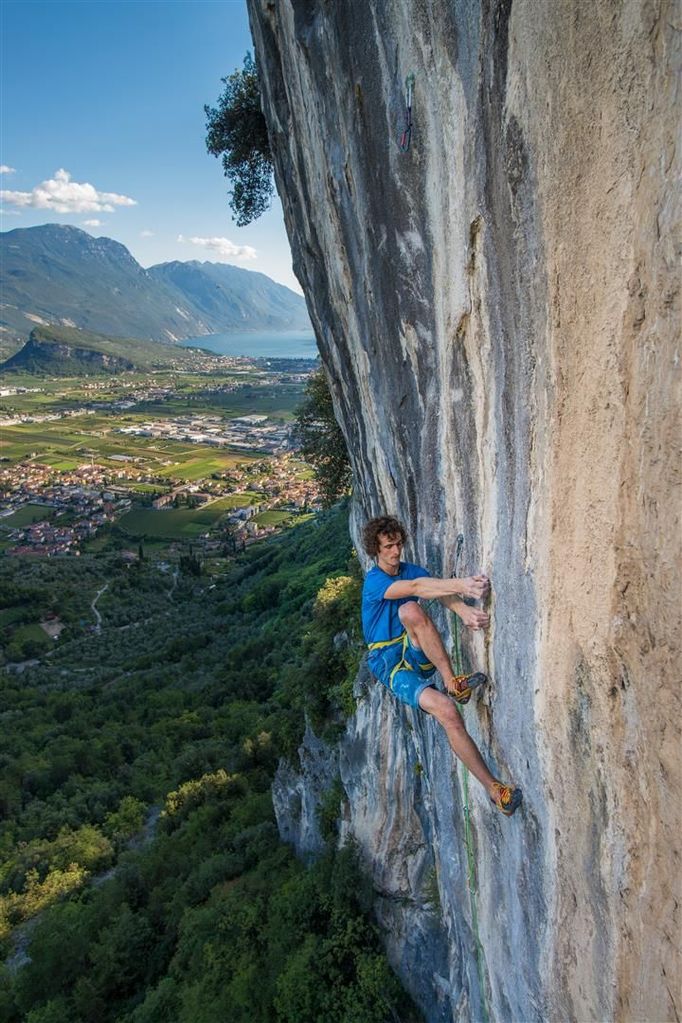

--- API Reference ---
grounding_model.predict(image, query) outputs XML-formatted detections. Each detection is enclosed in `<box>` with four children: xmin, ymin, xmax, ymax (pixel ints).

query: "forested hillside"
<box><xmin>0</xmin><ymin>509</ymin><xmax>419</xmax><ymax>1022</ymax></box>
<box><xmin>1</xmin><ymin>325</ymin><xmax>204</xmax><ymax>376</ymax></box>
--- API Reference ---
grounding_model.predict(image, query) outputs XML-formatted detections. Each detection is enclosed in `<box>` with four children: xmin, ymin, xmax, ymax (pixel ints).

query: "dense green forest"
<box><xmin>0</xmin><ymin>509</ymin><xmax>420</xmax><ymax>1022</ymax></box>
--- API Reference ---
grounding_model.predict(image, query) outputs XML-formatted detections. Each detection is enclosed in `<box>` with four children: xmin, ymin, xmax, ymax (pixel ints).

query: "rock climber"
<box><xmin>361</xmin><ymin>515</ymin><xmax>522</xmax><ymax>816</ymax></box>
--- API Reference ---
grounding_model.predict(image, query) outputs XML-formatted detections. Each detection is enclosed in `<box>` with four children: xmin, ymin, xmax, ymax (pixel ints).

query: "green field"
<box><xmin>154</xmin><ymin>451</ymin><xmax>257</xmax><ymax>480</ymax></box>
<box><xmin>0</xmin><ymin>371</ymin><xmax>306</xmax><ymax>484</ymax></box>
<box><xmin>0</xmin><ymin>418</ymin><xmax>260</xmax><ymax>479</ymax></box>
<box><xmin>210</xmin><ymin>492</ymin><xmax>261</xmax><ymax>509</ymax></box>
<box><xmin>132</xmin><ymin>382</ymin><xmax>305</xmax><ymax>421</ymax></box>
<box><xmin>253</xmin><ymin>510</ymin><xmax>297</xmax><ymax>527</ymax></box>
<box><xmin>123</xmin><ymin>481</ymin><xmax>170</xmax><ymax>494</ymax></box>
<box><xmin>119</xmin><ymin>509</ymin><xmax>211</xmax><ymax>539</ymax></box>
<box><xmin>118</xmin><ymin>493</ymin><xmax>261</xmax><ymax>539</ymax></box>
<box><xmin>13</xmin><ymin>622</ymin><xmax>50</xmax><ymax>641</ymax></box>
<box><xmin>0</xmin><ymin>503</ymin><xmax>53</xmax><ymax>528</ymax></box>
<box><xmin>40</xmin><ymin>455</ymin><xmax>83</xmax><ymax>470</ymax></box>
<box><xmin>290</xmin><ymin>459</ymin><xmax>315</xmax><ymax>481</ymax></box>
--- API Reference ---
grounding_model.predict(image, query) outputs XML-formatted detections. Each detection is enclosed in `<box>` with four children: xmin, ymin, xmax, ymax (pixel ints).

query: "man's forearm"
<box><xmin>412</xmin><ymin>577</ymin><xmax>467</xmax><ymax>599</ymax></box>
<box><xmin>384</xmin><ymin>574</ymin><xmax>489</xmax><ymax>602</ymax></box>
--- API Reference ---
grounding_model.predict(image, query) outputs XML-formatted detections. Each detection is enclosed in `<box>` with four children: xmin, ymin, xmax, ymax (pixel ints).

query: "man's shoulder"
<box><xmin>401</xmin><ymin>561</ymin><xmax>430</xmax><ymax>579</ymax></box>
<box><xmin>363</xmin><ymin>564</ymin><xmax>386</xmax><ymax>587</ymax></box>
<box><xmin>361</xmin><ymin>561</ymin><xmax>430</xmax><ymax>604</ymax></box>
<box><xmin>362</xmin><ymin>564</ymin><xmax>390</xmax><ymax>601</ymax></box>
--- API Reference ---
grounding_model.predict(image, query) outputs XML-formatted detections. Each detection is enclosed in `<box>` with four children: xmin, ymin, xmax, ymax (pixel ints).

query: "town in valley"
<box><xmin>0</xmin><ymin>355</ymin><xmax>321</xmax><ymax>562</ymax></box>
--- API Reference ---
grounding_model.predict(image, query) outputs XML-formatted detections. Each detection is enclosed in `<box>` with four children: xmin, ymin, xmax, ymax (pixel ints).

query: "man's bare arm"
<box><xmin>384</xmin><ymin>575</ymin><xmax>490</xmax><ymax>601</ymax></box>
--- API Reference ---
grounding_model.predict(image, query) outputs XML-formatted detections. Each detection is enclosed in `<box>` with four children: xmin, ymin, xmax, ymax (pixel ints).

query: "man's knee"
<box><xmin>418</xmin><ymin>688</ymin><xmax>463</xmax><ymax>730</ymax></box>
<box><xmin>399</xmin><ymin>601</ymin><xmax>430</xmax><ymax>629</ymax></box>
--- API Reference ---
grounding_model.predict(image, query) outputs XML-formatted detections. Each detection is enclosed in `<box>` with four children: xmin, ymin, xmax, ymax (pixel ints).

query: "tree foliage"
<box><xmin>205</xmin><ymin>53</ymin><xmax>274</xmax><ymax>226</ymax></box>
<box><xmin>295</xmin><ymin>370</ymin><xmax>352</xmax><ymax>507</ymax></box>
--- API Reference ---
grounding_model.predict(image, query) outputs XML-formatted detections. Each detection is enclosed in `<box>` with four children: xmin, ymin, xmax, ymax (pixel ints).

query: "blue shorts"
<box><xmin>367</xmin><ymin>632</ymin><xmax>436</xmax><ymax>709</ymax></box>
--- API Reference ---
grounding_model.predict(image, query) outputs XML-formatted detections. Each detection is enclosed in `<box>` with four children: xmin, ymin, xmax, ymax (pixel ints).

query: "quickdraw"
<box><xmin>399</xmin><ymin>73</ymin><xmax>415</xmax><ymax>152</ymax></box>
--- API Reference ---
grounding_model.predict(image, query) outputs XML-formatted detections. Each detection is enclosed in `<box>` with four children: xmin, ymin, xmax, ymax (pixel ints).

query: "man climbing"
<box><xmin>361</xmin><ymin>515</ymin><xmax>522</xmax><ymax>816</ymax></box>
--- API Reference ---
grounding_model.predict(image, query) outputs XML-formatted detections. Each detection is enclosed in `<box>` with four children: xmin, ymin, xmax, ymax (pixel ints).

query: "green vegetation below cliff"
<box><xmin>0</xmin><ymin>509</ymin><xmax>417</xmax><ymax>1022</ymax></box>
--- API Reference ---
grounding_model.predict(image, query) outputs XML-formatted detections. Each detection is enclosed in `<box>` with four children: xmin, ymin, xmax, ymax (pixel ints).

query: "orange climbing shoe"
<box><xmin>446</xmin><ymin>671</ymin><xmax>487</xmax><ymax>705</ymax></box>
<box><xmin>490</xmin><ymin>782</ymin><xmax>523</xmax><ymax>817</ymax></box>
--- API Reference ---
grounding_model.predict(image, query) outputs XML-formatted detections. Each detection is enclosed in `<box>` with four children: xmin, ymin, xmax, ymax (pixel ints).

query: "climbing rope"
<box><xmin>399</xmin><ymin>73</ymin><xmax>415</xmax><ymax>152</ymax></box>
<box><xmin>452</xmin><ymin>533</ymin><xmax>490</xmax><ymax>1023</ymax></box>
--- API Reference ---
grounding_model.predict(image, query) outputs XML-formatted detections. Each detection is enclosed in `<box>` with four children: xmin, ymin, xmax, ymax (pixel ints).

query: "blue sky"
<box><xmin>0</xmin><ymin>0</ymin><xmax>301</xmax><ymax>292</ymax></box>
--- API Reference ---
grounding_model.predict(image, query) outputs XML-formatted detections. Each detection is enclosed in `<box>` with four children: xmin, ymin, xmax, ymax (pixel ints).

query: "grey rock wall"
<box><xmin>271</xmin><ymin>721</ymin><xmax>338</xmax><ymax>861</ymax></box>
<box><xmin>248</xmin><ymin>1</ymin><xmax>681</xmax><ymax>1020</ymax></box>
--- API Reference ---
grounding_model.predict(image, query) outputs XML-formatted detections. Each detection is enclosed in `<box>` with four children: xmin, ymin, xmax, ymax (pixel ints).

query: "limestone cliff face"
<box><xmin>251</xmin><ymin>2</ymin><xmax>681</xmax><ymax>1020</ymax></box>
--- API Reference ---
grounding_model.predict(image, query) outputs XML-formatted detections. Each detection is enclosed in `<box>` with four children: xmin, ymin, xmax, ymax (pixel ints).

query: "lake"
<box><xmin>181</xmin><ymin>330</ymin><xmax>319</xmax><ymax>360</ymax></box>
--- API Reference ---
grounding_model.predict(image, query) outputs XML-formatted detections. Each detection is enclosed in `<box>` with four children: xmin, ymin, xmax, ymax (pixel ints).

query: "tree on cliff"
<box><xmin>295</xmin><ymin>369</ymin><xmax>352</xmax><ymax>506</ymax></box>
<box><xmin>204</xmin><ymin>53</ymin><xmax>274</xmax><ymax>226</ymax></box>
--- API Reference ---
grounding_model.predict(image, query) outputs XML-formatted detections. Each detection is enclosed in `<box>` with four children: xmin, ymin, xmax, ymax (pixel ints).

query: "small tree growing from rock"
<box><xmin>205</xmin><ymin>52</ymin><xmax>274</xmax><ymax>226</ymax></box>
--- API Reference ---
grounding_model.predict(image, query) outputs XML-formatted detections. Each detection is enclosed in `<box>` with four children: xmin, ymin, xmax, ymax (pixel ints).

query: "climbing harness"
<box><xmin>452</xmin><ymin>533</ymin><xmax>490</xmax><ymax>1023</ymax></box>
<box><xmin>368</xmin><ymin>630</ymin><xmax>433</xmax><ymax>690</ymax></box>
<box><xmin>399</xmin><ymin>73</ymin><xmax>415</xmax><ymax>152</ymax></box>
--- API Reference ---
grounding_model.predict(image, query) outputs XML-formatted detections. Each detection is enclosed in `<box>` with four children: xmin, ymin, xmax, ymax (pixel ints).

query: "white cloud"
<box><xmin>0</xmin><ymin>165</ymin><xmax>16</xmax><ymax>174</ymax></box>
<box><xmin>140</xmin><ymin>229</ymin><xmax>154</xmax><ymax>237</ymax></box>
<box><xmin>83</xmin><ymin>218</ymin><xmax>103</xmax><ymax>227</ymax></box>
<box><xmin>177</xmin><ymin>233</ymin><xmax>257</xmax><ymax>261</ymax></box>
<box><xmin>0</xmin><ymin>168</ymin><xmax>137</xmax><ymax>213</ymax></box>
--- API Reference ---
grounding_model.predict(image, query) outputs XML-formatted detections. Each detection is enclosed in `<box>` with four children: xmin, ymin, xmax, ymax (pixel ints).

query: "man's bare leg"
<box><xmin>398</xmin><ymin>601</ymin><xmax>459</xmax><ymax>685</ymax></box>
<box><xmin>417</xmin><ymin>686</ymin><xmax>498</xmax><ymax>794</ymax></box>
<box><xmin>398</xmin><ymin>601</ymin><xmax>498</xmax><ymax>796</ymax></box>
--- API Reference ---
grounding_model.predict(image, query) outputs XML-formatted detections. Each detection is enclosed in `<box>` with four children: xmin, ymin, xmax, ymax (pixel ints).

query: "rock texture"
<box><xmin>248</xmin><ymin>1</ymin><xmax>681</xmax><ymax>1020</ymax></box>
<box><xmin>272</xmin><ymin>721</ymin><xmax>339</xmax><ymax>861</ymax></box>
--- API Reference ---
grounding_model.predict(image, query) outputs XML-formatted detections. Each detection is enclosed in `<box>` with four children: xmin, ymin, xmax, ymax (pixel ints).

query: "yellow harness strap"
<box><xmin>368</xmin><ymin>632</ymin><xmax>406</xmax><ymax>652</ymax></box>
<box><xmin>368</xmin><ymin>632</ymin><xmax>433</xmax><ymax>690</ymax></box>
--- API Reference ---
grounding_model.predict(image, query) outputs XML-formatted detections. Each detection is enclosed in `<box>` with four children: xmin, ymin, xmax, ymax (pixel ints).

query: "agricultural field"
<box><xmin>123</xmin><ymin>481</ymin><xmax>170</xmax><ymax>494</ymax></box>
<box><xmin>0</xmin><ymin>417</ymin><xmax>259</xmax><ymax>478</ymax></box>
<box><xmin>153</xmin><ymin>451</ymin><xmax>257</xmax><ymax>480</ymax></box>
<box><xmin>132</xmin><ymin>382</ymin><xmax>305</xmax><ymax>421</ymax></box>
<box><xmin>289</xmin><ymin>458</ymin><xmax>315</xmax><ymax>480</ymax></box>
<box><xmin>118</xmin><ymin>493</ymin><xmax>262</xmax><ymax>539</ymax></box>
<box><xmin>118</xmin><ymin>509</ymin><xmax>216</xmax><ymax>540</ymax></box>
<box><xmin>0</xmin><ymin>503</ymin><xmax>53</xmax><ymax>529</ymax></box>
<box><xmin>254</xmin><ymin>509</ymin><xmax>301</xmax><ymax>527</ymax></box>
<box><xmin>0</xmin><ymin>372</ymin><xmax>305</xmax><ymax>478</ymax></box>
<box><xmin>39</xmin><ymin>455</ymin><xmax>83</xmax><ymax>471</ymax></box>
<box><xmin>0</xmin><ymin>366</ymin><xmax>323</xmax><ymax>562</ymax></box>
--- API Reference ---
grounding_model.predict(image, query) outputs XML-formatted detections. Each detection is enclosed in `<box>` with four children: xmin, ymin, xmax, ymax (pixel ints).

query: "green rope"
<box><xmin>452</xmin><ymin>610</ymin><xmax>490</xmax><ymax>1023</ymax></box>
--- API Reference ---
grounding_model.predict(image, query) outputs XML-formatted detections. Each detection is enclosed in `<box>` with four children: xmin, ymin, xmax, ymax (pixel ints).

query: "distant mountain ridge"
<box><xmin>0</xmin><ymin>224</ymin><xmax>311</xmax><ymax>359</ymax></box>
<box><xmin>0</xmin><ymin>324</ymin><xmax>207</xmax><ymax>376</ymax></box>
<box><xmin>148</xmin><ymin>259</ymin><xmax>310</xmax><ymax>333</ymax></box>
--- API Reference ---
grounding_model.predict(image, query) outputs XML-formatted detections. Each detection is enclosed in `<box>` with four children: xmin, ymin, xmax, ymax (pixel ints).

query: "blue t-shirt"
<box><xmin>361</xmin><ymin>562</ymin><xmax>431</xmax><ymax>645</ymax></box>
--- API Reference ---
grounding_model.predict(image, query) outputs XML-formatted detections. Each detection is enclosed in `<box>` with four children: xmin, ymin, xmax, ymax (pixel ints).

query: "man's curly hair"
<box><xmin>362</xmin><ymin>516</ymin><xmax>407</xmax><ymax>558</ymax></box>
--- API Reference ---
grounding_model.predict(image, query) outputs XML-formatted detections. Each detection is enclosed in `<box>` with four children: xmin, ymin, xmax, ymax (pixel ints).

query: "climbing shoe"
<box><xmin>490</xmin><ymin>782</ymin><xmax>523</xmax><ymax>817</ymax></box>
<box><xmin>446</xmin><ymin>671</ymin><xmax>487</xmax><ymax>705</ymax></box>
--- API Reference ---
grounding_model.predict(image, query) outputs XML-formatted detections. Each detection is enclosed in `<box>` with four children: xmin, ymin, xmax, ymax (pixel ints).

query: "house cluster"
<box><xmin>0</xmin><ymin>386</ymin><xmax>42</xmax><ymax>397</ymax></box>
<box><xmin>116</xmin><ymin>413</ymin><xmax>295</xmax><ymax>454</ymax></box>
<box><xmin>0</xmin><ymin>407</ymin><xmax>97</xmax><ymax>427</ymax></box>
<box><xmin>0</xmin><ymin>459</ymin><xmax>143</xmax><ymax>502</ymax></box>
<box><xmin>3</xmin><ymin>486</ymin><xmax>131</xmax><ymax>557</ymax></box>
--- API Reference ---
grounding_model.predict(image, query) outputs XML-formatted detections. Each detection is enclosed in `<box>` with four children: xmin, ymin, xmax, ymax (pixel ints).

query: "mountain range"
<box><xmin>0</xmin><ymin>224</ymin><xmax>311</xmax><ymax>360</ymax></box>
